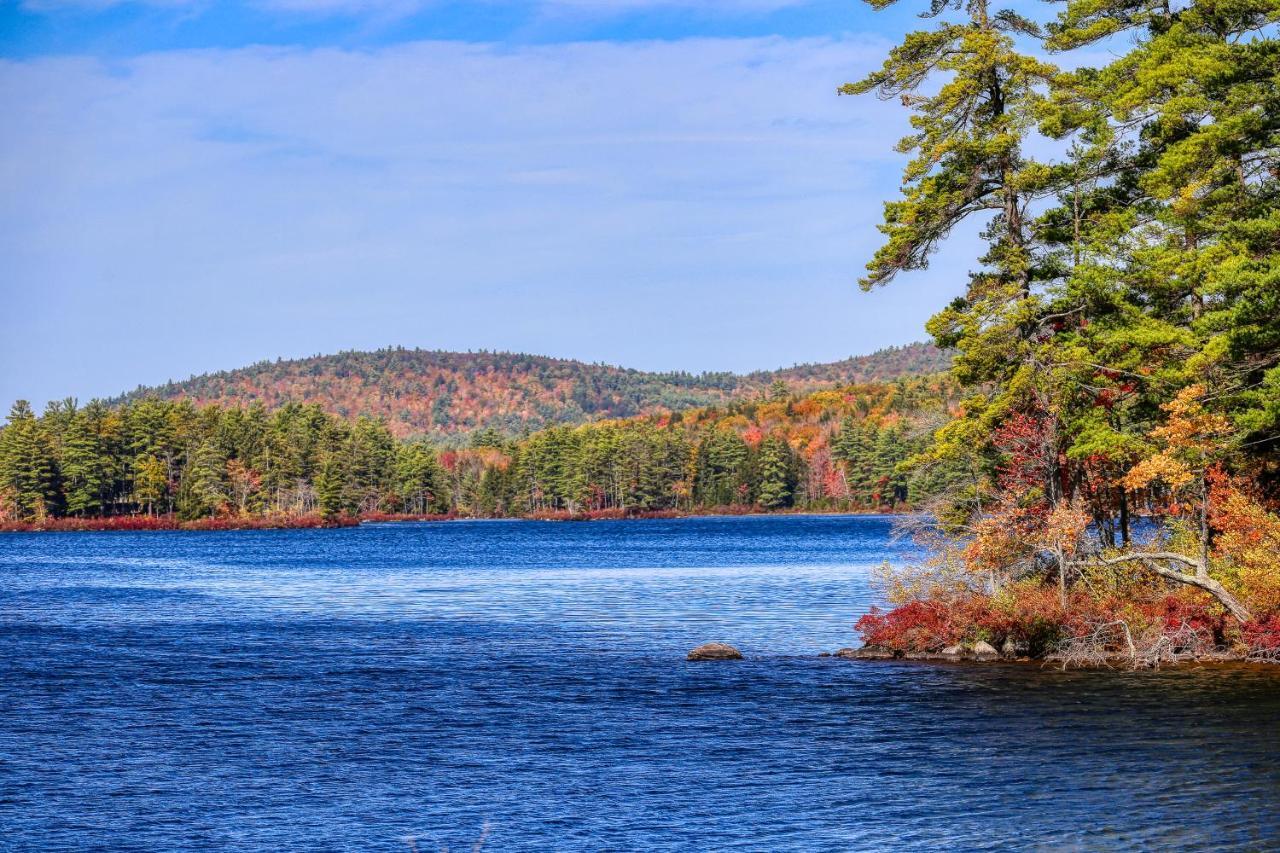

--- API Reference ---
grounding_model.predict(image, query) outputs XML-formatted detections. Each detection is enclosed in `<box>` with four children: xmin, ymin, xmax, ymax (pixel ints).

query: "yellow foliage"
<box><xmin>1039</xmin><ymin>499</ymin><xmax>1090</xmax><ymax>557</ymax></box>
<box><xmin>1211</xmin><ymin>482</ymin><xmax>1280</xmax><ymax>613</ymax></box>
<box><xmin>1122</xmin><ymin>384</ymin><xmax>1229</xmax><ymax>492</ymax></box>
<box><xmin>1123</xmin><ymin>453</ymin><xmax>1194</xmax><ymax>491</ymax></box>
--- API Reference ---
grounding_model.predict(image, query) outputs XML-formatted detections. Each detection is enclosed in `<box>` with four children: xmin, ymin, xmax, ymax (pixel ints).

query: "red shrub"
<box><xmin>0</xmin><ymin>515</ymin><xmax>178</xmax><ymax>532</ymax></box>
<box><xmin>1242</xmin><ymin>615</ymin><xmax>1280</xmax><ymax>651</ymax></box>
<box><xmin>856</xmin><ymin>601</ymin><xmax>959</xmax><ymax>652</ymax></box>
<box><xmin>0</xmin><ymin>513</ymin><xmax>364</xmax><ymax>533</ymax></box>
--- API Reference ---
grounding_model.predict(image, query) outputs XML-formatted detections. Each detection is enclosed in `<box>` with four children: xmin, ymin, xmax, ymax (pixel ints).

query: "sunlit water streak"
<box><xmin>1</xmin><ymin>515</ymin><xmax>1277</xmax><ymax>850</ymax></box>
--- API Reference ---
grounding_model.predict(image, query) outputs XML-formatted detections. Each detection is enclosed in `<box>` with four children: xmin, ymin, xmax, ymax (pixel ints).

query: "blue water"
<box><xmin>2</xmin><ymin>515</ymin><xmax>1278</xmax><ymax>851</ymax></box>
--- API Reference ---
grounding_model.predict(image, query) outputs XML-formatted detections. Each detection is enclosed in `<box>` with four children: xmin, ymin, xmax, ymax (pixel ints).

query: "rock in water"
<box><xmin>940</xmin><ymin>644</ymin><xmax>965</xmax><ymax>659</ymax></box>
<box><xmin>686</xmin><ymin>642</ymin><xmax>743</xmax><ymax>661</ymax></box>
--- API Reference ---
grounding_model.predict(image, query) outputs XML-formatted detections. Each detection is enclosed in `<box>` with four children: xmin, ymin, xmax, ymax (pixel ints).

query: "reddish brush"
<box><xmin>855</xmin><ymin>601</ymin><xmax>960</xmax><ymax>652</ymax></box>
<box><xmin>0</xmin><ymin>513</ymin><xmax>359</xmax><ymax>533</ymax></box>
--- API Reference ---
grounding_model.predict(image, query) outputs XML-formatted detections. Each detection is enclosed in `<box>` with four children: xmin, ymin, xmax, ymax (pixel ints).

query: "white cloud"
<box><xmin>0</xmin><ymin>36</ymin><xmax>979</xmax><ymax>406</ymax></box>
<box><xmin>21</xmin><ymin>0</ymin><xmax>811</xmax><ymax>14</ymax></box>
<box><xmin>532</xmin><ymin>0</ymin><xmax>809</xmax><ymax>9</ymax></box>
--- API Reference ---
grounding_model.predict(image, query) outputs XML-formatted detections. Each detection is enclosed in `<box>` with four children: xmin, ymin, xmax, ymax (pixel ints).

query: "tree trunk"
<box><xmin>1118</xmin><ymin>490</ymin><xmax>1130</xmax><ymax>546</ymax></box>
<box><xmin>1198</xmin><ymin>476</ymin><xmax>1211</xmax><ymax>577</ymax></box>
<box><xmin>1057</xmin><ymin>546</ymin><xmax>1067</xmax><ymax>609</ymax></box>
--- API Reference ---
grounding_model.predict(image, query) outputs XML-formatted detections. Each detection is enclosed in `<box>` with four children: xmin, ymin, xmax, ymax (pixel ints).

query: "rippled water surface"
<box><xmin>2</xmin><ymin>515</ymin><xmax>1278</xmax><ymax>851</ymax></box>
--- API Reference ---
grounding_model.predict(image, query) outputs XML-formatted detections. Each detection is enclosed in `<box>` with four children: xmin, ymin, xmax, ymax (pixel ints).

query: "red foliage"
<box><xmin>121</xmin><ymin>344</ymin><xmax>953</xmax><ymax>439</ymax></box>
<box><xmin>0</xmin><ymin>513</ymin><xmax>358</xmax><ymax>533</ymax></box>
<box><xmin>993</xmin><ymin>412</ymin><xmax>1054</xmax><ymax>499</ymax></box>
<box><xmin>1154</xmin><ymin>594</ymin><xmax>1225</xmax><ymax>637</ymax></box>
<box><xmin>179</xmin><ymin>514</ymin><xmax>358</xmax><ymax>530</ymax></box>
<box><xmin>1242</xmin><ymin>615</ymin><xmax>1280</xmax><ymax>651</ymax></box>
<box><xmin>855</xmin><ymin>587</ymin><xmax>1241</xmax><ymax>659</ymax></box>
<box><xmin>855</xmin><ymin>601</ymin><xmax>959</xmax><ymax>652</ymax></box>
<box><xmin>0</xmin><ymin>515</ymin><xmax>178</xmax><ymax>532</ymax></box>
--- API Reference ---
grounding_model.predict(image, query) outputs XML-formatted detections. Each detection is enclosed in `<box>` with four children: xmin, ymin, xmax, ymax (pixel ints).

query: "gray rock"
<box><xmin>1001</xmin><ymin>637</ymin><xmax>1029</xmax><ymax>657</ymax></box>
<box><xmin>686</xmin><ymin>642</ymin><xmax>743</xmax><ymax>661</ymax></box>
<box><xmin>940</xmin><ymin>644</ymin><xmax>965</xmax><ymax>658</ymax></box>
<box><xmin>972</xmin><ymin>640</ymin><xmax>999</xmax><ymax>660</ymax></box>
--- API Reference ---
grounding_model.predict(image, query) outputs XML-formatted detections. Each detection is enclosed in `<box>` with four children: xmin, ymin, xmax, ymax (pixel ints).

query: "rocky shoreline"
<box><xmin>685</xmin><ymin>641</ymin><xmax>1274</xmax><ymax>667</ymax></box>
<box><xmin>826</xmin><ymin>643</ymin><xmax>1272</xmax><ymax>667</ymax></box>
<box><xmin>831</xmin><ymin>639</ymin><xmax>1022</xmax><ymax>663</ymax></box>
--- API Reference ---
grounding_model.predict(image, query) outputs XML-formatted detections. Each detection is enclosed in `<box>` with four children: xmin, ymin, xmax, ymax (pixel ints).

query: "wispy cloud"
<box><xmin>21</xmin><ymin>0</ymin><xmax>812</xmax><ymax>14</ymax></box>
<box><xmin>0</xmin><ymin>35</ymin><xmax>977</xmax><ymax>407</ymax></box>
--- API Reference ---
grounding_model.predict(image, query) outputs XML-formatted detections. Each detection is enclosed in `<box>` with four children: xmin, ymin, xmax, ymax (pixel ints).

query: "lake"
<box><xmin>2</xmin><ymin>515</ymin><xmax>1278</xmax><ymax>850</ymax></box>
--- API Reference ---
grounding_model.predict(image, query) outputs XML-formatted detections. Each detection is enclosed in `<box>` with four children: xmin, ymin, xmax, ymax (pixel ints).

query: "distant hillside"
<box><xmin>121</xmin><ymin>343</ymin><xmax>951</xmax><ymax>439</ymax></box>
<box><xmin>764</xmin><ymin>344</ymin><xmax>956</xmax><ymax>385</ymax></box>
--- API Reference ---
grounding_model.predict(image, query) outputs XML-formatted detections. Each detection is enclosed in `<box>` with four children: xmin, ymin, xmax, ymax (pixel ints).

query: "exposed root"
<box><xmin>1248</xmin><ymin>646</ymin><xmax>1280</xmax><ymax>664</ymax></box>
<box><xmin>1050</xmin><ymin>619</ymin><xmax>1216</xmax><ymax>670</ymax></box>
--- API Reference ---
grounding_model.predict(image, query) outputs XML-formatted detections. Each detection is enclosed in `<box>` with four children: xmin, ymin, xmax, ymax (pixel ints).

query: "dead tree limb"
<box><xmin>1089</xmin><ymin>552</ymin><xmax>1251</xmax><ymax>622</ymax></box>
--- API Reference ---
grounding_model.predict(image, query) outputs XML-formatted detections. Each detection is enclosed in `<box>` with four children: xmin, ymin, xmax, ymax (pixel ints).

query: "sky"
<box><xmin>0</xmin><ymin>0</ymin><xmax>985</xmax><ymax>410</ymax></box>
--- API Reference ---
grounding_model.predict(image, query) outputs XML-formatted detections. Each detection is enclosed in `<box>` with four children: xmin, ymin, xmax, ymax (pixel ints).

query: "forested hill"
<box><xmin>119</xmin><ymin>343</ymin><xmax>950</xmax><ymax>440</ymax></box>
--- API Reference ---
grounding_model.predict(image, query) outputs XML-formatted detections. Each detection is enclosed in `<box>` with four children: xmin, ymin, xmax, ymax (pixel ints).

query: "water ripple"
<box><xmin>1</xmin><ymin>516</ymin><xmax>1277</xmax><ymax>851</ymax></box>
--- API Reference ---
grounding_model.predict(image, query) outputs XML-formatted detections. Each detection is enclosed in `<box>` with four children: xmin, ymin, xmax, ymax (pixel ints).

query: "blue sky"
<box><xmin>0</xmin><ymin>0</ymin><xmax>980</xmax><ymax>409</ymax></box>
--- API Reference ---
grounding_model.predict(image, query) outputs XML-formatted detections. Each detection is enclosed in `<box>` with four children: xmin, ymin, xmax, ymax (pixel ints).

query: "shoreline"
<box><xmin>833</xmin><ymin>643</ymin><xmax>1280</xmax><ymax>669</ymax></box>
<box><xmin>834</xmin><ymin>652</ymin><xmax>1280</xmax><ymax>671</ymax></box>
<box><xmin>0</xmin><ymin>505</ymin><xmax>911</xmax><ymax>533</ymax></box>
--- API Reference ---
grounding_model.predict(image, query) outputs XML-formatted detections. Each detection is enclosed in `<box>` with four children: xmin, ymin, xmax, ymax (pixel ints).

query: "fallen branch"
<box><xmin>1084</xmin><ymin>552</ymin><xmax>1251</xmax><ymax>623</ymax></box>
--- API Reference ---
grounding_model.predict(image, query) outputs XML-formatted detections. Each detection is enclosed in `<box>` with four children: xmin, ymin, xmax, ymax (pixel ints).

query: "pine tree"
<box><xmin>176</xmin><ymin>439</ymin><xmax>227</xmax><ymax>520</ymax></box>
<box><xmin>848</xmin><ymin>0</ymin><xmax>1069</xmax><ymax>525</ymax></box>
<box><xmin>396</xmin><ymin>443</ymin><xmax>444</xmax><ymax>514</ymax></box>
<box><xmin>757</xmin><ymin>436</ymin><xmax>796</xmax><ymax>509</ymax></box>
<box><xmin>694</xmin><ymin>429</ymin><xmax>750</xmax><ymax>506</ymax></box>
<box><xmin>0</xmin><ymin>401</ymin><xmax>60</xmax><ymax>520</ymax></box>
<box><xmin>61</xmin><ymin>408</ymin><xmax>111</xmax><ymax>517</ymax></box>
<box><xmin>315</xmin><ymin>455</ymin><xmax>347</xmax><ymax>519</ymax></box>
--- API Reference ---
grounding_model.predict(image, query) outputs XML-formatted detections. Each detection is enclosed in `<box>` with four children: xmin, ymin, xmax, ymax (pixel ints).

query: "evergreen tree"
<box><xmin>757</xmin><ymin>436</ymin><xmax>796</xmax><ymax>509</ymax></box>
<box><xmin>0</xmin><ymin>401</ymin><xmax>59</xmax><ymax>520</ymax></box>
<box><xmin>315</xmin><ymin>456</ymin><xmax>346</xmax><ymax>519</ymax></box>
<box><xmin>176</xmin><ymin>440</ymin><xmax>227</xmax><ymax>520</ymax></box>
<box><xmin>61</xmin><ymin>407</ymin><xmax>111</xmax><ymax>517</ymax></box>
<box><xmin>695</xmin><ymin>429</ymin><xmax>751</xmax><ymax>506</ymax></box>
<box><xmin>396</xmin><ymin>443</ymin><xmax>444</xmax><ymax>514</ymax></box>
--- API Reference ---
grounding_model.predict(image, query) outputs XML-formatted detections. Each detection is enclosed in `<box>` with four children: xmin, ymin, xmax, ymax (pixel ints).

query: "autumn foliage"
<box><xmin>117</xmin><ymin>345</ymin><xmax>951</xmax><ymax>440</ymax></box>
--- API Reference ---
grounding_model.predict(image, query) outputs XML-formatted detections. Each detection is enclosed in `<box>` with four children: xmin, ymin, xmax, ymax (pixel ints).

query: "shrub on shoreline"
<box><xmin>0</xmin><ymin>513</ymin><xmax>358</xmax><ymax>533</ymax></box>
<box><xmin>856</xmin><ymin>586</ymin><xmax>1279</xmax><ymax>665</ymax></box>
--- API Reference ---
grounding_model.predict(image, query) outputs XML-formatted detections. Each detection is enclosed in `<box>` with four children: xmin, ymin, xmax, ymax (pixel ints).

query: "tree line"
<box><xmin>0</xmin><ymin>376</ymin><xmax>961</xmax><ymax>523</ymax></box>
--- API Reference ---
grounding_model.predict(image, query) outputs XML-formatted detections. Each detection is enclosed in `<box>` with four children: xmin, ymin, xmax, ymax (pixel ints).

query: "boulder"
<box><xmin>686</xmin><ymin>642</ymin><xmax>743</xmax><ymax>661</ymax></box>
<box><xmin>1001</xmin><ymin>637</ymin><xmax>1029</xmax><ymax>658</ymax></box>
<box><xmin>972</xmin><ymin>640</ymin><xmax>999</xmax><ymax>660</ymax></box>
<box><xmin>940</xmin><ymin>644</ymin><xmax>965</xmax><ymax>658</ymax></box>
